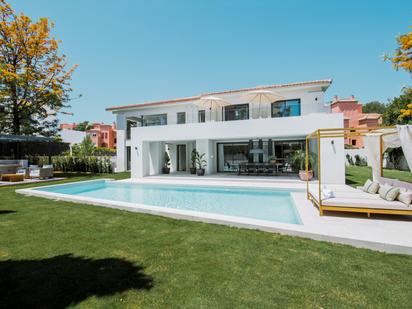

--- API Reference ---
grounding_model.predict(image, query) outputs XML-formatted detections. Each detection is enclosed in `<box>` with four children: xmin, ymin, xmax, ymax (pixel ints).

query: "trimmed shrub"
<box><xmin>34</xmin><ymin>155</ymin><xmax>113</xmax><ymax>173</ymax></box>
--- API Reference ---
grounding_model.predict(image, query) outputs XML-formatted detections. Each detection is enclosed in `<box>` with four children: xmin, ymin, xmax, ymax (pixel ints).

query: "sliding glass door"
<box><xmin>217</xmin><ymin>143</ymin><xmax>249</xmax><ymax>172</ymax></box>
<box><xmin>217</xmin><ymin>139</ymin><xmax>305</xmax><ymax>174</ymax></box>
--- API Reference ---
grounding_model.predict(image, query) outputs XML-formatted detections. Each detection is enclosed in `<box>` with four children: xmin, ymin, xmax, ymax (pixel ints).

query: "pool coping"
<box><xmin>16</xmin><ymin>179</ymin><xmax>412</xmax><ymax>255</ymax></box>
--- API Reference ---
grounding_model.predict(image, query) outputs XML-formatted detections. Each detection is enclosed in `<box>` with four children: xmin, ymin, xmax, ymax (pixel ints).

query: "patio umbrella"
<box><xmin>243</xmin><ymin>90</ymin><xmax>284</xmax><ymax>118</ymax></box>
<box><xmin>195</xmin><ymin>96</ymin><xmax>231</xmax><ymax>121</ymax></box>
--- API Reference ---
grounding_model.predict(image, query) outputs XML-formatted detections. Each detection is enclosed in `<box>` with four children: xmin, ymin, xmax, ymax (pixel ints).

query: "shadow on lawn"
<box><xmin>0</xmin><ymin>210</ymin><xmax>16</xmax><ymax>215</ymax></box>
<box><xmin>0</xmin><ymin>254</ymin><xmax>154</xmax><ymax>308</ymax></box>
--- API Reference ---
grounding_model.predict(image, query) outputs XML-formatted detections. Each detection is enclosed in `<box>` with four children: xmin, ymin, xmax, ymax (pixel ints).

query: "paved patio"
<box><xmin>122</xmin><ymin>175</ymin><xmax>412</xmax><ymax>254</ymax></box>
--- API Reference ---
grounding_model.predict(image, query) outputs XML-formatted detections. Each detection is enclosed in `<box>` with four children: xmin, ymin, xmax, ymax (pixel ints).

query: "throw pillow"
<box><xmin>397</xmin><ymin>188</ymin><xmax>412</xmax><ymax>206</ymax></box>
<box><xmin>362</xmin><ymin>179</ymin><xmax>380</xmax><ymax>194</ymax></box>
<box><xmin>378</xmin><ymin>184</ymin><xmax>400</xmax><ymax>201</ymax></box>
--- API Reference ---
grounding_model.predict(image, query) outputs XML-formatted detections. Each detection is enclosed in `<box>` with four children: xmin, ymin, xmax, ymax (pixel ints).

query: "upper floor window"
<box><xmin>198</xmin><ymin>110</ymin><xmax>205</xmax><ymax>123</ymax></box>
<box><xmin>271</xmin><ymin>99</ymin><xmax>301</xmax><ymax>118</ymax></box>
<box><xmin>224</xmin><ymin>104</ymin><xmax>249</xmax><ymax>121</ymax></box>
<box><xmin>177</xmin><ymin>112</ymin><xmax>186</xmax><ymax>124</ymax></box>
<box><xmin>126</xmin><ymin>119</ymin><xmax>137</xmax><ymax>139</ymax></box>
<box><xmin>142</xmin><ymin>114</ymin><xmax>167</xmax><ymax>127</ymax></box>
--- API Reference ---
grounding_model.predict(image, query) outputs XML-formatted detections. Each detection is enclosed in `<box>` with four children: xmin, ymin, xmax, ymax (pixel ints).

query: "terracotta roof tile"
<box><xmin>358</xmin><ymin>113</ymin><xmax>382</xmax><ymax>120</ymax></box>
<box><xmin>106</xmin><ymin>79</ymin><xmax>332</xmax><ymax>111</ymax></box>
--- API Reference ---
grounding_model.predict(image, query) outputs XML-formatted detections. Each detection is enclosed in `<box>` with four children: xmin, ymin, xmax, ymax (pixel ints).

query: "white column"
<box><xmin>149</xmin><ymin>141</ymin><xmax>164</xmax><ymax>175</ymax></box>
<box><xmin>195</xmin><ymin>139</ymin><xmax>215</xmax><ymax>175</ymax></box>
<box><xmin>320</xmin><ymin>137</ymin><xmax>345</xmax><ymax>184</ymax></box>
<box><xmin>131</xmin><ymin>127</ymin><xmax>149</xmax><ymax>178</ymax></box>
<box><xmin>116</xmin><ymin>130</ymin><xmax>126</xmax><ymax>172</ymax></box>
<box><xmin>167</xmin><ymin>143</ymin><xmax>177</xmax><ymax>173</ymax></box>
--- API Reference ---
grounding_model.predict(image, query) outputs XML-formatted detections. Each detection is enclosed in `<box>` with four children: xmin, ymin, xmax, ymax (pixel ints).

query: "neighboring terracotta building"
<box><xmin>330</xmin><ymin>96</ymin><xmax>382</xmax><ymax>148</ymax></box>
<box><xmin>60</xmin><ymin>122</ymin><xmax>117</xmax><ymax>149</ymax></box>
<box><xmin>60</xmin><ymin>123</ymin><xmax>77</xmax><ymax>130</ymax></box>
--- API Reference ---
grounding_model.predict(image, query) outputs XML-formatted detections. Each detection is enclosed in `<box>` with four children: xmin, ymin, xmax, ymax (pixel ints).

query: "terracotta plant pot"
<box><xmin>196</xmin><ymin>168</ymin><xmax>205</xmax><ymax>176</ymax></box>
<box><xmin>162</xmin><ymin>167</ymin><xmax>170</xmax><ymax>174</ymax></box>
<box><xmin>299</xmin><ymin>170</ymin><xmax>313</xmax><ymax>181</ymax></box>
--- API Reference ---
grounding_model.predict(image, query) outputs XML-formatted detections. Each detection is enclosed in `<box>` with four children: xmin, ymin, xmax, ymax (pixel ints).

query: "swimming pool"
<box><xmin>31</xmin><ymin>180</ymin><xmax>302</xmax><ymax>225</ymax></box>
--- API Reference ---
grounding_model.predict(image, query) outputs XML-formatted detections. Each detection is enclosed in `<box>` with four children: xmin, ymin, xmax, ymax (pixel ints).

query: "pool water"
<box><xmin>35</xmin><ymin>180</ymin><xmax>302</xmax><ymax>225</ymax></box>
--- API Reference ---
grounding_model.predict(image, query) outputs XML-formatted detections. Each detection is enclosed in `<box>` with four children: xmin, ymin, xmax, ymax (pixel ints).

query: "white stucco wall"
<box><xmin>111</xmin><ymin>81</ymin><xmax>339</xmax><ymax>175</ymax></box>
<box><xmin>60</xmin><ymin>129</ymin><xmax>86</xmax><ymax>144</ymax></box>
<box><xmin>128</xmin><ymin>113</ymin><xmax>345</xmax><ymax>183</ymax></box>
<box><xmin>131</xmin><ymin>113</ymin><xmax>343</xmax><ymax>142</ymax></box>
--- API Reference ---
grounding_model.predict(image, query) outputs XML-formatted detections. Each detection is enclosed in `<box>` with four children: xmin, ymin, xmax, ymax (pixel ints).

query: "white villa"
<box><xmin>107</xmin><ymin>79</ymin><xmax>345</xmax><ymax>184</ymax></box>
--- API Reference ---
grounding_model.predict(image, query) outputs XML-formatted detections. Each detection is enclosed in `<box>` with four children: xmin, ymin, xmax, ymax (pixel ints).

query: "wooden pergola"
<box><xmin>304</xmin><ymin>126</ymin><xmax>410</xmax><ymax>216</ymax></box>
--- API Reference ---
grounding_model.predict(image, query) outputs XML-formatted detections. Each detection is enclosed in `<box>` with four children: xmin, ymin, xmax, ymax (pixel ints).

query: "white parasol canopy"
<box><xmin>195</xmin><ymin>96</ymin><xmax>231</xmax><ymax>121</ymax></box>
<box><xmin>243</xmin><ymin>90</ymin><xmax>284</xmax><ymax>117</ymax></box>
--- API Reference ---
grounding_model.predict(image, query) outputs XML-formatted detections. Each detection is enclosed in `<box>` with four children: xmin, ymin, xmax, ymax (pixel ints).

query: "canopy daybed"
<box><xmin>306</xmin><ymin>125</ymin><xmax>412</xmax><ymax>217</ymax></box>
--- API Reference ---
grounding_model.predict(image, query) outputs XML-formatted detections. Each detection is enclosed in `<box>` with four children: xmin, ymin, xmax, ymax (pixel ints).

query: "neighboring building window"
<box><xmin>271</xmin><ymin>99</ymin><xmax>301</xmax><ymax>118</ymax></box>
<box><xmin>177</xmin><ymin>112</ymin><xmax>186</xmax><ymax>124</ymax></box>
<box><xmin>198</xmin><ymin>110</ymin><xmax>206</xmax><ymax>123</ymax></box>
<box><xmin>224</xmin><ymin>104</ymin><xmax>249</xmax><ymax>121</ymax></box>
<box><xmin>142</xmin><ymin>114</ymin><xmax>167</xmax><ymax>126</ymax></box>
<box><xmin>352</xmin><ymin>140</ymin><xmax>356</xmax><ymax>146</ymax></box>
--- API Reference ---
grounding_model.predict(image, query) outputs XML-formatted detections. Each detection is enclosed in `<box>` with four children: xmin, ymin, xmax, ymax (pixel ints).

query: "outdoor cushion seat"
<box><xmin>321</xmin><ymin>196</ymin><xmax>408</xmax><ymax>210</ymax></box>
<box><xmin>309</xmin><ymin>185</ymin><xmax>409</xmax><ymax>211</ymax></box>
<box><xmin>29</xmin><ymin>166</ymin><xmax>53</xmax><ymax>179</ymax></box>
<box><xmin>1</xmin><ymin>174</ymin><xmax>25</xmax><ymax>182</ymax></box>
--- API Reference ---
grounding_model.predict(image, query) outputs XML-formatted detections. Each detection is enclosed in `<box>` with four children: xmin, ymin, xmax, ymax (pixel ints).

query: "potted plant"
<box><xmin>268</xmin><ymin>155</ymin><xmax>277</xmax><ymax>164</ymax></box>
<box><xmin>190</xmin><ymin>149</ymin><xmax>197</xmax><ymax>174</ymax></box>
<box><xmin>291</xmin><ymin>149</ymin><xmax>314</xmax><ymax>181</ymax></box>
<box><xmin>162</xmin><ymin>151</ymin><xmax>171</xmax><ymax>174</ymax></box>
<box><xmin>195</xmin><ymin>152</ymin><xmax>207</xmax><ymax>176</ymax></box>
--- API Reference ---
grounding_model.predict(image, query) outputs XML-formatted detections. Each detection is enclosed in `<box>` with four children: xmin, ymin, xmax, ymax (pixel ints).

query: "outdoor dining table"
<box><xmin>237</xmin><ymin>162</ymin><xmax>281</xmax><ymax>175</ymax></box>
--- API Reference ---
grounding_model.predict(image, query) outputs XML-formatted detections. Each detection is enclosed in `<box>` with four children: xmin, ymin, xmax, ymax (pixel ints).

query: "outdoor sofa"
<box><xmin>308</xmin><ymin>177</ymin><xmax>412</xmax><ymax>217</ymax></box>
<box><xmin>29</xmin><ymin>165</ymin><xmax>54</xmax><ymax>179</ymax></box>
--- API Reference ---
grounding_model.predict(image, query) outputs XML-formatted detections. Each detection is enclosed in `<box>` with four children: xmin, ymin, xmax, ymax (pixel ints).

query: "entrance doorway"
<box><xmin>177</xmin><ymin>144</ymin><xmax>187</xmax><ymax>171</ymax></box>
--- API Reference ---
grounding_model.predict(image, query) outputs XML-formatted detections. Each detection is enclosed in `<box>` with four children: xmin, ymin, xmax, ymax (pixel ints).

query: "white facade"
<box><xmin>107</xmin><ymin>79</ymin><xmax>345</xmax><ymax>184</ymax></box>
<box><xmin>60</xmin><ymin>129</ymin><xmax>86</xmax><ymax>145</ymax></box>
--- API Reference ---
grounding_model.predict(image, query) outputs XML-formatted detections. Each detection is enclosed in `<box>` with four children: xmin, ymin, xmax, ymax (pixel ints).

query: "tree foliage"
<box><xmin>362</xmin><ymin>101</ymin><xmax>386</xmax><ymax>114</ymax></box>
<box><xmin>399</xmin><ymin>103</ymin><xmax>412</xmax><ymax>120</ymax></box>
<box><xmin>383</xmin><ymin>87</ymin><xmax>412</xmax><ymax>125</ymax></box>
<box><xmin>72</xmin><ymin>135</ymin><xmax>95</xmax><ymax>157</ymax></box>
<box><xmin>74</xmin><ymin>121</ymin><xmax>92</xmax><ymax>131</ymax></box>
<box><xmin>386</xmin><ymin>25</ymin><xmax>412</xmax><ymax>74</ymax></box>
<box><xmin>0</xmin><ymin>0</ymin><xmax>77</xmax><ymax>136</ymax></box>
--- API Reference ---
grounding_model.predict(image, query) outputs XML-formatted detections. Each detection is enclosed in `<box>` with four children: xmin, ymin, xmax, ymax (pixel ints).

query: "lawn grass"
<box><xmin>1</xmin><ymin>172</ymin><xmax>412</xmax><ymax>308</ymax></box>
<box><xmin>346</xmin><ymin>165</ymin><xmax>412</xmax><ymax>187</ymax></box>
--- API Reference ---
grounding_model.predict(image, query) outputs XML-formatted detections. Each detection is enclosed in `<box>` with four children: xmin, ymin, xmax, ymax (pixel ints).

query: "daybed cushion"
<box><xmin>362</xmin><ymin>179</ymin><xmax>380</xmax><ymax>194</ymax></box>
<box><xmin>378</xmin><ymin>184</ymin><xmax>400</xmax><ymax>201</ymax></box>
<box><xmin>310</xmin><ymin>185</ymin><xmax>409</xmax><ymax>210</ymax></box>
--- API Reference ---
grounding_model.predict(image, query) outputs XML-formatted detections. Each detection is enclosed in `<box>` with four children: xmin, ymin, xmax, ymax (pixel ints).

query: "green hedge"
<box><xmin>36</xmin><ymin>156</ymin><xmax>113</xmax><ymax>173</ymax></box>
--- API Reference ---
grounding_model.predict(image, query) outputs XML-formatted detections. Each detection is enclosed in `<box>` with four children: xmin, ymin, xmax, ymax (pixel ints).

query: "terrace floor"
<box><xmin>119</xmin><ymin>175</ymin><xmax>412</xmax><ymax>255</ymax></box>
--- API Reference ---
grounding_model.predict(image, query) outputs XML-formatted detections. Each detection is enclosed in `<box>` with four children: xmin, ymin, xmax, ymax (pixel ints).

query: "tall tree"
<box><xmin>0</xmin><ymin>0</ymin><xmax>77</xmax><ymax>136</ymax></box>
<box><xmin>362</xmin><ymin>101</ymin><xmax>386</xmax><ymax>114</ymax></box>
<box><xmin>386</xmin><ymin>24</ymin><xmax>412</xmax><ymax>75</ymax></box>
<box><xmin>383</xmin><ymin>87</ymin><xmax>412</xmax><ymax>125</ymax></box>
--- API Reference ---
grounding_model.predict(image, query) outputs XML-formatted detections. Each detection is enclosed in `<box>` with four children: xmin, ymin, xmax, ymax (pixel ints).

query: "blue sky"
<box><xmin>10</xmin><ymin>0</ymin><xmax>412</xmax><ymax>123</ymax></box>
